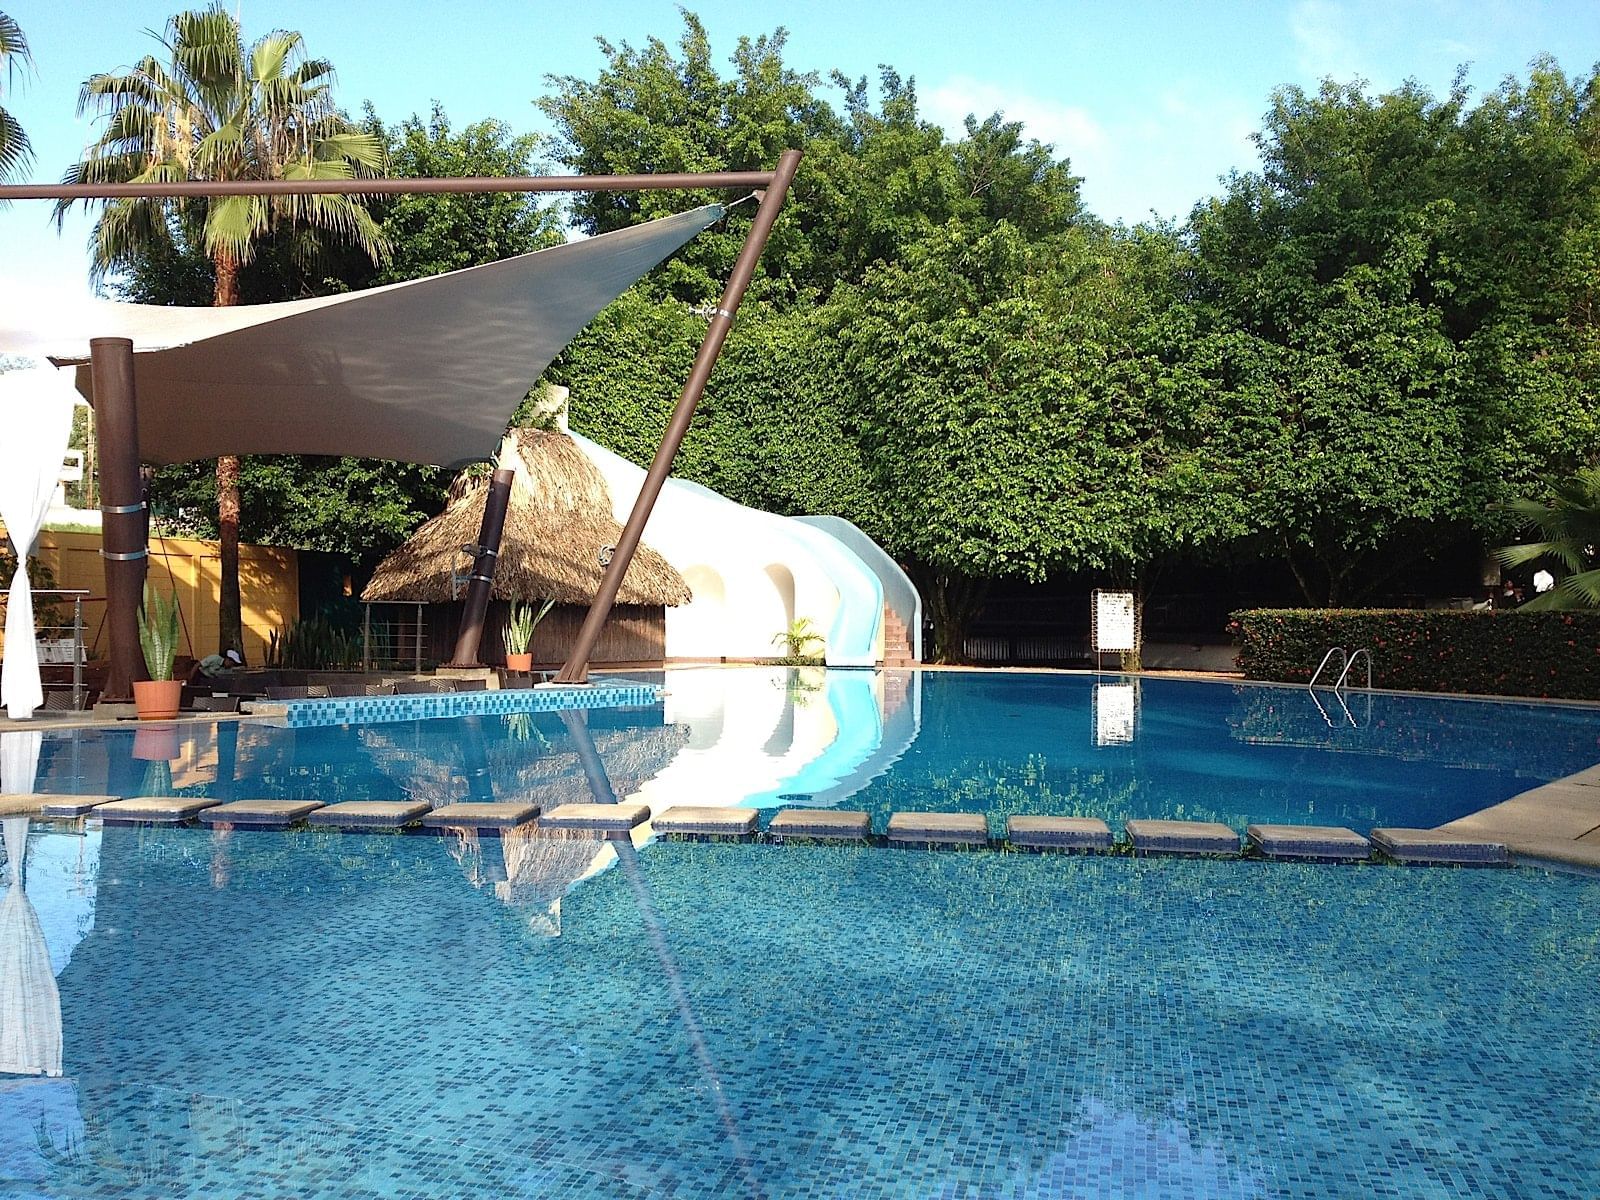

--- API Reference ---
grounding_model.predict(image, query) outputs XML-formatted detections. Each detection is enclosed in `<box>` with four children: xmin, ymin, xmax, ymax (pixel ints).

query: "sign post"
<box><xmin>1089</xmin><ymin>590</ymin><xmax>1139</xmax><ymax>673</ymax></box>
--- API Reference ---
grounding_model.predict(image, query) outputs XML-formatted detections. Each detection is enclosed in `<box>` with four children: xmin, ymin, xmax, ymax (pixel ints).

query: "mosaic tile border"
<box><xmin>272</xmin><ymin>681</ymin><xmax>662</xmax><ymax>728</ymax></box>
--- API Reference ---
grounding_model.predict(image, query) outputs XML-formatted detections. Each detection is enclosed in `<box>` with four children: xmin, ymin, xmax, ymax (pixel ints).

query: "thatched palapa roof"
<box><xmin>362</xmin><ymin>428</ymin><xmax>690</xmax><ymax>606</ymax></box>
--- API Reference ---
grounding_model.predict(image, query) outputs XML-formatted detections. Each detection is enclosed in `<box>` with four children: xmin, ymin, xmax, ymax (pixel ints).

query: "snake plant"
<box><xmin>504</xmin><ymin>598</ymin><xmax>556</xmax><ymax>654</ymax></box>
<box><xmin>138</xmin><ymin>584</ymin><xmax>181</xmax><ymax>681</ymax></box>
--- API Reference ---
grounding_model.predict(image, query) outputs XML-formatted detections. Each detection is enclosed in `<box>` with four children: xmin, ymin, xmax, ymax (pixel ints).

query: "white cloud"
<box><xmin>921</xmin><ymin>74</ymin><xmax>1261</xmax><ymax>225</ymax></box>
<box><xmin>923</xmin><ymin>76</ymin><xmax>1107</xmax><ymax>156</ymax></box>
<box><xmin>1289</xmin><ymin>0</ymin><xmax>1363</xmax><ymax>80</ymax></box>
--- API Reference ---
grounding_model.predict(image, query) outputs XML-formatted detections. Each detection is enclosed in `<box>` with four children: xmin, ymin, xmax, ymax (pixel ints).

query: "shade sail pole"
<box><xmin>554</xmin><ymin>149</ymin><xmax>803</xmax><ymax>684</ymax></box>
<box><xmin>89</xmin><ymin>338</ymin><xmax>149</xmax><ymax>702</ymax></box>
<box><xmin>447</xmin><ymin>468</ymin><xmax>516</xmax><ymax>668</ymax></box>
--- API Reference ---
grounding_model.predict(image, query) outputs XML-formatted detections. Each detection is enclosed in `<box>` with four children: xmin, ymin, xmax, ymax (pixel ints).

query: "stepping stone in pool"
<box><xmin>306</xmin><ymin>800</ymin><xmax>432</xmax><ymax>831</ymax></box>
<box><xmin>95</xmin><ymin>796</ymin><xmax>223</xmax><ymax>825</ymax></box>
<box><xmin>1006</xmin><ymin>815</ymin><xmax>1115</xmax><ymax>852</ymax></box>
<box><xmin>198</xmin><ymin>799</ymin><xmax>324</xmax><ymax>830</ymax></box>
<box><xmin>652</xmin><ymin>806</ymin><xmax>759</xmax><ymax>839</ymax></box>
<box><xmin>886</xmin><ymin>811</ymin><xmax>989</xmax><ymax>848</ymax></box>
<box><xmin>539</xmin><ymin>802</ymin><xmax>651</xmax><ymax>833</ymax></box>
<box><xmin>421</xmin><ymin>802</ymin><xmax>541</xmax><ymax>832</ymax></box>
<box><xmin>10</xmin><ymin>794</ymin><xmax>119</xmax><ymax>818</ymax></box>
<box><xmin>768</xmin><ymin>810</ymin><xmax>871</xmax><ymax>842</ymax></box>
<box><xmin>1246</xmin><ymin>824</ymin><xmax>1370</xmax><ymax>863</ymax></box>
<box><xmin>1124</xmin><ymin>819</ymin><xmax>1240</xmax><ymax>857</ymax></box>
<box><xmin>1370</xmin><ymin>828</ymin><xmax>1509</xmax><ymax>866</ymax></box>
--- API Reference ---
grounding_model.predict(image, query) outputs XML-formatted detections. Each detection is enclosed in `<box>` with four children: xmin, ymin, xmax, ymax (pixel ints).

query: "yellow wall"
<box><xmin>3</xmin><ymin>526</ymin><xmax>298</xmax><ymax>666</ymax></box>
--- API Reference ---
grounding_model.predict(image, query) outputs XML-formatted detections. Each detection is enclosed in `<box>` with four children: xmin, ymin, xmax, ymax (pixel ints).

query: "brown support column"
<box><xmin>447</xmin><ymin>468</ymin><xmax>515</xmax><ymax>668</ymax></box>
<box><xmin>90</xmin><ymin>337</ymin><xmax>148</xmax><ymax>702</ymax></box>
<box><xmin>555</xmin><ymin>148</ymin><xmax>804</xmax><ymax>684</ymax></box>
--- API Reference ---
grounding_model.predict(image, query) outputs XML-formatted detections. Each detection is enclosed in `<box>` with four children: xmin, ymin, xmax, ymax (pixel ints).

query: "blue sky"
<box><xmin>3</xmin><ymin>0</ymin><xmax>1599</xmax><ymax>302</ymax></box>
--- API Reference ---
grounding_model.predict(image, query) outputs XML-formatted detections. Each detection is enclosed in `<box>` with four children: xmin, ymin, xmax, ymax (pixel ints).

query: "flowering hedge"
<box><xmin>1229</xmin><ymin>609</ymin><xmax>1600</xmax><ymax>700</ymax></box>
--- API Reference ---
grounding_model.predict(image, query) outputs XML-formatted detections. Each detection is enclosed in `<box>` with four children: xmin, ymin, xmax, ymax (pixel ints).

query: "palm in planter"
<box><xmin>135</xmin><ymin>584</ymin><xmax>183</xmax><ymax>718</ymax></box>
<box><xmin>504</xmin><ymin>599</ymin><xmax>555</xmax><ymax>671</ymax></box>
<box><xmin>772</xmin><ymin>617</ymin><xmax>826</xmax><ymax>664</ymax></box>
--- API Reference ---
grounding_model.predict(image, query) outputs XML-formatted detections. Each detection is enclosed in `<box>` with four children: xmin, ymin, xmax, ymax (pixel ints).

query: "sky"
<box><xmin>3</xmin><ymin>0</ymin><xmax>1600</xmax><ymax>304</ymax></box>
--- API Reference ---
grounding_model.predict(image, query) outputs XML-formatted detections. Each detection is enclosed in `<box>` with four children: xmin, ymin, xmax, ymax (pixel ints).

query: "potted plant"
<box><xmin>503</xmin><ymin>598</ymin><xmax>555</xmax><ymax>672</ymax></box>
<box><xmin>134</xmin><ymin>584</ymin><xmax>183</xmax><ymax>720</ymax></box>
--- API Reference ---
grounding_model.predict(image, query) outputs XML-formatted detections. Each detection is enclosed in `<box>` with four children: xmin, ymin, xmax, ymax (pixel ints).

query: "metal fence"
<box><xmin>1</xmin><ymin>589</ymin><xmax>91</xmax><ymax>710</ymax></box>
<box><xmin>360</xmin><ymin>601</ymin><xmax>428</xmax><ymax>672</ymax></box>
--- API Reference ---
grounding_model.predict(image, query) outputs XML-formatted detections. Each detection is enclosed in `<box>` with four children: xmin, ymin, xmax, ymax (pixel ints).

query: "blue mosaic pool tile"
<box><xmin>276</xmin><ymin>680</ymin><xmax>663</xmax><ymax>728</ymax></box>
<box><xmin>6</xmin><ymin>827</ymin><xmax>1599</xmax><ymax>1198</ymax></box>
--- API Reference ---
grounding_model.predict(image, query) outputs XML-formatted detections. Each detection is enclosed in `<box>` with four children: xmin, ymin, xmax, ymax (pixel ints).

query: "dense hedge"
<box><xmin>1230</xmin><ymin>609</ymin><xmax>1600</xmax><ymax>700</ymax></box>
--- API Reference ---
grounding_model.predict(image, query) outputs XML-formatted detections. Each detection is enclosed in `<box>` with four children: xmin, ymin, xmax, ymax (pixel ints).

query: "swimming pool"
<box><xmin>21</xmin><ymin>669</ymin><xmax>1600</xmax><ymax>832</ymax></box>
<box><xmin>3</xmin><ymin>824</ymin><xmax>1598</xmax><ymax>1198</ymax></box>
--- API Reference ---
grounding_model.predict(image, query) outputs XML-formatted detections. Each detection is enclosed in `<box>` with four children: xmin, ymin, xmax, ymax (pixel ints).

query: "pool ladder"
<box><xmin>1309</xmin><ymin>646</ymin><xmax>1372</xmax><ymax>692</ymax></box>
<box><xmin>1308</xmin><ymin>647</ymin><xmax>1373</xmax><ymax>728</ymax></box>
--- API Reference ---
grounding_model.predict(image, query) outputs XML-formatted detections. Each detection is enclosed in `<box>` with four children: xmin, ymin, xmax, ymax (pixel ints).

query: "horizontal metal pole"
<box><xmin>0</xmin><ymin>171</ymin><xmax>777</xmax><ymax>201</ymax></box>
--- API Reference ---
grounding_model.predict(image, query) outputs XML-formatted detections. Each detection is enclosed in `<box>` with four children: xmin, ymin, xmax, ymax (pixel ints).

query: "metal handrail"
<box><xmin>1308</xmin><ymin>646</ymin><xmax>1348</xmax><ymax>689</ymax></box>
<box><xmin>1335</xmin><ymin>648</ymin><xmax>1373</xmax><ymax>692</ymax></box>
<box><xmin>0</xmin><ymin>589</ymin><xmax>93</xmax><ymax>710</ymax></box>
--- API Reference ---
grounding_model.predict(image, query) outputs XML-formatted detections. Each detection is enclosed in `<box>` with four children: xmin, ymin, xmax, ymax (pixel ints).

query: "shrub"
<box><xmin>1230</xmin><ymin>608</ymin><xmax>1600</xmax><ymax>700</ymax></box>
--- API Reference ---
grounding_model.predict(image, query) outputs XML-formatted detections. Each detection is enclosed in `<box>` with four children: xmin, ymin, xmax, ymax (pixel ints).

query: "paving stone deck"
<box><xmin>420</xmin><ymin>803</ymin><xmax>541</xmax><ymax>831</ymax></box>
<box><xmin>886</xmin><ymin>811</ymin><xmax>989</xmax><ymax>846</ymax></box>
<box><xmin>306</xmin><ymin>801</ymin><xmax>431</xmax><ymax>830</ymax></box>
<box><xmin>1435</xmin><ymin>771</ymin><xmax>1600</xmax><ymax>871</ymax></box>
<box><xmin>1372</xmin><ymin>827</ymin><xmax>1510</xmax><ymax>866</ymax></box>
<box><xmin>1125</xmin><ymin>819</ymin><xmax>1240</xmax><ymax>856</ymax></box>
<box><xmin>539</xmin><ymin>802</ymin><xmax>651</xmax><ymax>832</ymax></box>
<box><xmin>197</xmin><ymin>799</ymin><xmax>325</xmax><ymax>828</ymax></box>
<box><xmin>652</xmin><ymin>806</ymin><xmax>759</xmax><ymax>837</ymax></box>
<box><xmin>95</xmin><ymin>796</ymin><xmax>222</xmax><ymax>824</ymax></box>
<box><xmin>1247</xmin><ymin>824</ymin><xmax>1370</xmax><ymax>862</ymax></box>
<box><xmin>767</xmin><ymin>810</ymin><xmax>871</xmax><ymax>841</ymax></box>
<box><xmin>1006</xmin><ymin>815</ymin><xmax>1114</xmax><ymax>851</ymax></box>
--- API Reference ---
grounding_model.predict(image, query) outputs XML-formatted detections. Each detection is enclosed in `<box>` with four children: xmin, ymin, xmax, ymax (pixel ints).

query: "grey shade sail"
<box><xmin>0</xmin><ymin>205</ymin><xmax>721</xmax><ymax>467</ymax></box>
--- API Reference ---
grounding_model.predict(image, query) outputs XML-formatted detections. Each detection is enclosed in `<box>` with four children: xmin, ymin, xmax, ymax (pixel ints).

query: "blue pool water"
<box><xmin>2</xmin><ymin>825</ymin><xmax>1598</xmax><ymax>1198</ymax></box>
<box><xmin>21</xmin><ymin>669</ymin><xmax>1600</xmax><ymax>832</ymax></box>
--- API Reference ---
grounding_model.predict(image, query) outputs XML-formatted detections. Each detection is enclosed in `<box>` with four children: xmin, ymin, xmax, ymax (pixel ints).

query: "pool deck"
<box><xmin>1436</xmin><ymin>765</ymin><xmax>1600</xmax><ymax>873</ymax></box>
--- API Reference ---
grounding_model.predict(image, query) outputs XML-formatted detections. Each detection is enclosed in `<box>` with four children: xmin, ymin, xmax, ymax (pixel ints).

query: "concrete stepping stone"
<box><xmin>1125</xmin><ymin>819</ymin><xmax>1240</xmax><ymax>856</ymax></box>
<box><xmin>420</xmin><ymin>802</ymin><xmax>541</xmax><ymax>831</ymax></box>
<box><xmin>652</xmin><ymin>806</ymin><xmax>759</xmax><ymax>838</ymax></box>
<box><xmin>198</xmin><ymin>799</ymin><xmax>324</xmax><ymax>829</ymax></box>
<box><xmin>539</xmin><ymin>802</ymin><xmax>651</xmax><ymax>832</ymax></box>
<box><xmin>1247</xmin><ymin>823</ymin><xmax>1370</xmax><ymax>862</ymax></box>
<box><xmin>306</xmin><ymin>801</ymin><xmax>431</xmax><ymax>830</ymax></box>
<box><xmin>95</xmin><ymin>796</ymin><xmax>222</xmax><ymax>825</ymax></box>
<box><xmin>886</xmin><ymin>811</ymin><xmax>989</xmax><ymax>847</ymax></box>
<box><xmin>8</xmin><ymin>794</ymin><xmax>119</xmax><ymax>818</ymax></box>
<box><xmin>1007</xmin><ymin>815</ymin><xmax>1114</xmax><ymax>852</ymax></box>
<box><xmin>1371</xmin><ymin>827</ymin><xmax>1509</xmax><ymax>866</ymax></box>
<box><xmin>768</xmin><ymin>810</ymin><xmax>871</xmax><ymax>842</ymax></box>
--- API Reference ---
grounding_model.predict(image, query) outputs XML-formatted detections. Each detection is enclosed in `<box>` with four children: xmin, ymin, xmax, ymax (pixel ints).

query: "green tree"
<box><xmin>58</xmin><ymin>4</ymin><xmax>388</xmax><ymax>661</ymax></box>
<box><xmin>0</xmin><ymin>9</ymin><xmax>31</xmax><ymax>181</ymax></box>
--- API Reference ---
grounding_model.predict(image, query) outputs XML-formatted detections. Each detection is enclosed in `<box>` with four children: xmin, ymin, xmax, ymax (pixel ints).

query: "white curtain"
<box><xmin>0</xmin><ymin>369</ymin><xmax>79</xmax><ymax>720</ymax></box>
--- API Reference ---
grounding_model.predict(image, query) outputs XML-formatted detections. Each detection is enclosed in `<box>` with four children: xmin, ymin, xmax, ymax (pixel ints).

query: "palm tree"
<box><xmin>0</xmin><ymin>10</ymin><xmax>33</xmax><ymax>182</ymax></box>
<box><xmin>1494</xmin><ymin>467</ymin><xmax>1600</xmax><ymax>609</ymax></box>
<box><xmin>58</xmin><ymin>5</ymin><xmax>388</xmax><ymax>661</ymax></box>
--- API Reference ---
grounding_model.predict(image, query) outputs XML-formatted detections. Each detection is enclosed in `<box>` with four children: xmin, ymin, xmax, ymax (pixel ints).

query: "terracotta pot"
<box><xmin>133</xmin><ymin>679</ymin><xmax>183</xmax><ymax>721</ymax></box>
<box><xmin>505</xmin><ymin>652</ymin><xmax>534</xmax><ymax>673</ymax></box>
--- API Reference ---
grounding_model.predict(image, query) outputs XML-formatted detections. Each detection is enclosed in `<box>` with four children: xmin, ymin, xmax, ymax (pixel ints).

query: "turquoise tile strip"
<box><xmin>276</xmin><ymin>682</ymin><xmax>662</xmax><ymax>728</ymax></box>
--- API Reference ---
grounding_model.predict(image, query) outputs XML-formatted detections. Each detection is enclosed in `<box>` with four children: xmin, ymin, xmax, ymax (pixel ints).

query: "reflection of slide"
<box><xmin>634</xmin><ymin>667</ymin><xmax>924</xmax><ymax>813</ymax></box>
<box><xmin>743</xmin><ymin>671</ymin><xmax>883</xmax><ymax>806</ymax></box>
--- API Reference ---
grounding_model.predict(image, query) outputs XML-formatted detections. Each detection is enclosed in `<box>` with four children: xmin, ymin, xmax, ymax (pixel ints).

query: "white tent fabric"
<box><xmin>0</xmin><ymin>370</ymin><xmax>78</xmax><ymax>719</ymax></box>
<box><xmin>0</xmin><ymin>205</ymin><xmax>722</xmax><ymax>467</ymax></box>
<box><xmin>0</xmin><ymin>814</ymin><xmax>63</xmax><ymax>1077</ymax></box>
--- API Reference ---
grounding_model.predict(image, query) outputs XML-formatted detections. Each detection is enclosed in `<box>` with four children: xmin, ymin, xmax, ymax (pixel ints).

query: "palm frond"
<box><xmin>0</xmin><ymin>104</ymin><xmax>30</xmax><ymax>182</ymax></box>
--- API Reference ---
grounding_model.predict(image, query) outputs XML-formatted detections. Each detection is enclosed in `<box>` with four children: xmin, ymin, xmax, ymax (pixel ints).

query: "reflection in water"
<box><xmin>1093</xmin><ymin>681</ymin><xmax>1139</xmax><ymax>746</ymax></box>
<box><xmin>0</xmin><ymin>818</ymin><xmax>61</xmax><ymax>1077</ymax></box>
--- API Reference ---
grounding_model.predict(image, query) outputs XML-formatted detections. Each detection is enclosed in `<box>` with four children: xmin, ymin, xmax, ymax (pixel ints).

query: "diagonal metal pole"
<box><xmin>555</xmin><ymin>148</ymin><xmax>803</xmax><ymax>684</ymax></box>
